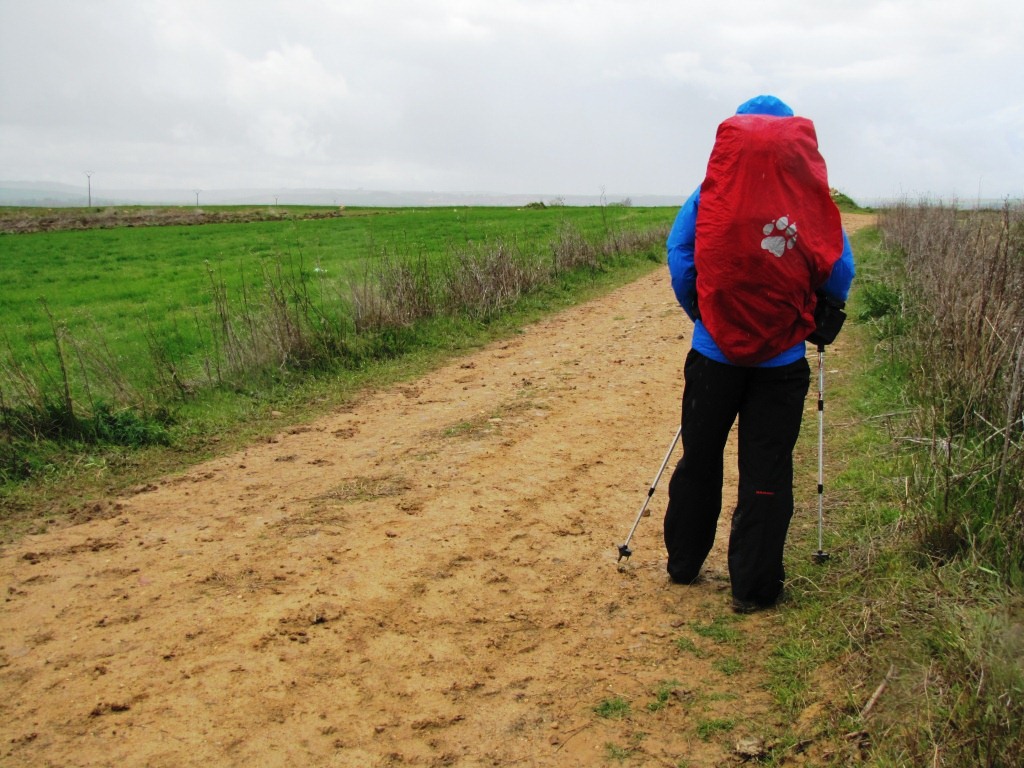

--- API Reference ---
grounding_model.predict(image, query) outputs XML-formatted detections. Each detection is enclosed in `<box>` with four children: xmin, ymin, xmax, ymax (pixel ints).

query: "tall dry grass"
<box><xmin>865</xmin><ymin>201</ymin><xmax>1024</xmax><ymax>766</ymax></box>
<box><xmin>880</xmin><ymin>201</ymin><xmax>1023</xmax><ymax>577</ymax></box>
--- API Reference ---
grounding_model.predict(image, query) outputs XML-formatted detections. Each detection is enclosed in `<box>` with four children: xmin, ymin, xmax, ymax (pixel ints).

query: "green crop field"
<box><xmin>1</xmin><ymin>205</ymin><xmax>666</xmax><ymax>365</ymax></box>
<box><xmin>0</xmin><ymin>204</ymin><xmax>671</xmax><ymax>488</ymax></box>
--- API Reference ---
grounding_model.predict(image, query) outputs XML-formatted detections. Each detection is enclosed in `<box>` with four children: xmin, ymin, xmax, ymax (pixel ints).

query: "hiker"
<box><xmin>663</xmin><ymin>94</ymin><xmax>855</xmax><ymax>613</ymax></box>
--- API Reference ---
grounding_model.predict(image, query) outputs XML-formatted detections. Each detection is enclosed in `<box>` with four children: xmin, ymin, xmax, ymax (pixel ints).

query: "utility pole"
<box><xmin>85</xmin><ymin>172</ymin><xmax>93</xmax><ymax>206</ymax></box>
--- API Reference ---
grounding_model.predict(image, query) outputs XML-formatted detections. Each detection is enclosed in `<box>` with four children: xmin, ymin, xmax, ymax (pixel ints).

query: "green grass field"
<box><xmin>0</xmin><ymin>204</ymin><xmax>667</xmax><ymax>403</ymax></box>
<box><xmin>1</xmin><ymin>206</ymin><xmax>667</xmax><ymax>370</ymax></box>
<box><xmin>1</xmin><ymin>204</ymin><xmax>671</xmax><ymax>498</ymax></box>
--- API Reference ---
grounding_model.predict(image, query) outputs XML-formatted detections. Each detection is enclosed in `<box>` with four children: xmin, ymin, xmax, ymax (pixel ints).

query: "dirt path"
<box><xmin>1</xmin><ymin>215</ymin><xmax>873</xmax><ymax>767</ymax></box>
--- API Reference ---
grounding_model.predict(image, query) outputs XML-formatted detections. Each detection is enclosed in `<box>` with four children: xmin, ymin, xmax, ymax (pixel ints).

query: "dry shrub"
<box><xmin>443</xmin><ymin>239</ymin><xmax>547</xmax><ymax>319</ymax></box>
<box><xmin>350</xmin><ymin>250</ymin><xmax>435</xmax><ymax>334</ymax></box>
<box><xmin>884</xmin><ymin>203</ymin><xmax>1023</xmax><ymax>435</ymax></box>
<box><xmin>551</xmin><ymin>222</ymin><xmax>599</xmax><ymax>273</ymax></box>
<box><xmin>203</xmin><ymin>260</ymin><xmax>321</xmax><ymax>377</ymax></box>
<box><xmin>879</xmin><ymin>200</ymin><xmax>1023</xmax><ymax>576</ymax></box>
<box><xmin>601</xmin><ymin>225</ymin><xmax>667</xmax><ymax>258</ymax></box>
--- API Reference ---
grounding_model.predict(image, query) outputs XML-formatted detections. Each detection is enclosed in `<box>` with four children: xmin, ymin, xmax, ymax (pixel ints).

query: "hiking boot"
<box><xmin>669</xmin><ymin>572</ymin><xmax>704</xmax><ymax>586</ymax></box>
<box><xmin>731</xmin><ymin>598</ymin><xmax>760</xmax><ymax>614</ymax></box>
<box><xmin>731</xmin><ymin>592</ymin><xmax>782</xmax><ymax>614</ymax></box>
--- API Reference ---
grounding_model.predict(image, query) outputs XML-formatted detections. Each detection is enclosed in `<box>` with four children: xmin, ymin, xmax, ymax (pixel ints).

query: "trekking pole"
<box><xmin>813</xmin><ymin>343</ymin><xmax>830</xmax><ymax>564</ymax></box>
<box><xmin>617</xmin><ymin>425</ymin><xmax>682</xmax><ymax>562</ymax></box>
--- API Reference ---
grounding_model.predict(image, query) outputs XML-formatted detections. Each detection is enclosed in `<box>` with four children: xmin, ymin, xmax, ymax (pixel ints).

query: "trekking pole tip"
<box><xmin>812</xmin><ymin>550</ymin><xmax>830</xmax><ymax>564</ymax></box>
<box><xmin>617</xmin><ymin>544</ymin><xmax>632</xmax><ymax>562</ymax></box>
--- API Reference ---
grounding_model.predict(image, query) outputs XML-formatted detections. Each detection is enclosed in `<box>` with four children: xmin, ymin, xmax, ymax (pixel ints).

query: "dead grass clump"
<box><xmin>351</xmin><ymin>250</ymin><xmax>436</xmax><ymax>334</ymax></box>
<box><xmin>551</xmin><ymin>222</ymin><xmax>599</xmax><ymax>273</ymax></box>
<box><xmin>322</xmin><ymin>474</ymin><xmax>411</xmax><ymax>502</ymax></box>
<box><xmin>443</xmin><ymin>239</ymin><xmax>547</xmax><ymax>319</ymax></box>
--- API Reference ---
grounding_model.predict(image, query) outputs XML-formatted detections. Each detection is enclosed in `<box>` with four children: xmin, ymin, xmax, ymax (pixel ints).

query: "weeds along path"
<box><xmin>1</xmin><ymin>215</ymin><xmax>874</xmax><ymax>767</ymax></box>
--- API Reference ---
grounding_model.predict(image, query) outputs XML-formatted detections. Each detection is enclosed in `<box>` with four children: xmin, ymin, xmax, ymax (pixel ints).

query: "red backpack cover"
<box><xmin>695</xmin><ymin>113</ymin><xmax>843</xmax><ymax>365</ymax></box>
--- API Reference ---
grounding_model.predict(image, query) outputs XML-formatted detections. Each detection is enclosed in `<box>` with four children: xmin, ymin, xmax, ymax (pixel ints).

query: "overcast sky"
<box><xmin>1</xmin><ymin>0</ymin><xmax>1022</xmax><ymax>204</ymax></box>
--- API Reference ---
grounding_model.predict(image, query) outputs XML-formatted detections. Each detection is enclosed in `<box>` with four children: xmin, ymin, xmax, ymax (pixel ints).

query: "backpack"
<box><xmin>695</xmin><ymin>113</ymin><xmax>844</xmax><ymax>365</ymax></box>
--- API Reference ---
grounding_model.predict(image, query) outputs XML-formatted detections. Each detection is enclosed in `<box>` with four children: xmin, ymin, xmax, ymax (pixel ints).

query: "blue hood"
<box><xmin>735</xmin><ymin>95</ymin><xmax>794</xmax><ymax>117</ymax></box>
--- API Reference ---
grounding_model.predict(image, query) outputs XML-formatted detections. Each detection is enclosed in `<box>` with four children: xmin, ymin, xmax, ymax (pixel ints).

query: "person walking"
<box><xmin>663</xmin><ymin>94</ymin><xmax>855</xmax><ymax>613</ymax></box>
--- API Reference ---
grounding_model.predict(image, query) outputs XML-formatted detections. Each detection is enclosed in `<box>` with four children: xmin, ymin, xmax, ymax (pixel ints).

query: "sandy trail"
<box><xmin>1</xmin><ymin>215</ymin><xmax>872</xmax><ymax>767</ymax></box>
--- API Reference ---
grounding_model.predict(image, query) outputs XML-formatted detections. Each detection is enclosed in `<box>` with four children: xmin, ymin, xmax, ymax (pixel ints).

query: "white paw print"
<box><xmin>760</xmin><ymin>217</ymin><xmax>798</xmax><ymax>258</ymax></box>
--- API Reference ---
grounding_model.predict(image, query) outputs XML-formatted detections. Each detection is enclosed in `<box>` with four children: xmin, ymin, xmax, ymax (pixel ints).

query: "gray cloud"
<box><xmin>2</xmin><ymin>0</ymin><xmax>1022</xmax><ymax>202</ymax></box>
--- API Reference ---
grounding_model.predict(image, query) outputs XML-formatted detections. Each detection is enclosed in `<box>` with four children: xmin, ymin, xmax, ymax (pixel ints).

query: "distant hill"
<box><xmin>0</xmin><ymin>181</ymin><xmax>91</xmax><ymax>206</ymax></box>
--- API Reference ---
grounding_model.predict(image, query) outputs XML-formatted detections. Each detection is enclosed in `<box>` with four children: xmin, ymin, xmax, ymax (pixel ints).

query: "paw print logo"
<box><xmin>760</xmin><ymin>217</ymin><xmax>798</xmax><ymax>258</ymax></box>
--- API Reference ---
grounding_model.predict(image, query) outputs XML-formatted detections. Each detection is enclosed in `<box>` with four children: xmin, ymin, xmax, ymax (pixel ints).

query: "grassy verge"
<box><xmin>770</xmin><ymin>212</ymin><xmax>1023</xmax><ymax>766</ymax></box>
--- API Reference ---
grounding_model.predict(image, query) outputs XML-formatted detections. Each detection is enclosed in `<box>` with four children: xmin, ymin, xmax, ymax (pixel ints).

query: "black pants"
<box><xmin>663</xmin><ymin>349</ymin><xmax>810</xmax><ymax>605</ymax></box>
